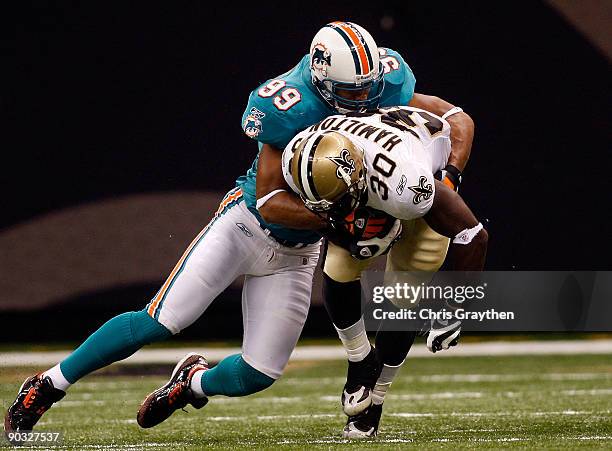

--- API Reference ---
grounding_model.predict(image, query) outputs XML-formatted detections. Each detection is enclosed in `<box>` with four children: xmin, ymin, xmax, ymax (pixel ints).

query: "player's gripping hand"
<box><xmin>325</xmin><ymin>207</ymin><xmax>402</xmax><ymax>260</ymax></box>
<box><xmin>351</xmin><ymin>217</ymin><xmax>401</xmax><ymax>259</ymax></box>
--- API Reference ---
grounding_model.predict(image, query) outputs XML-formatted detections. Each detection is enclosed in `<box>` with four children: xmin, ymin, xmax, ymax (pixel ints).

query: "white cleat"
<box><xmin>426</xmin><ymin>319</ymin><xmax>461</xmax><ymax>353</ymax></box>
<box><xmin>341</xmin><ymin>385</ymin><xmax>372</xmax><ymax>416</ymax></box>
<box><xmin>342</xmin><ymin>403</ymin><xmax>382</xmax><ymax>439</ymax></box>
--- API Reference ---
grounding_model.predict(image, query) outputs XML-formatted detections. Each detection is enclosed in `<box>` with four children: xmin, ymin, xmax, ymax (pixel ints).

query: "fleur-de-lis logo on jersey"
<box><xmin>408</xmin><ymin>176</ymin><xmax>433</xmax><ymax>204</ymax></box>
<box><xmin>328</xmin><ymin>148</ymin><xmax>356</xmax><ymax>180</ymax></box>
<box><xmin>311</xmin><ymin>43</ymin><xmax>332</xmax><ymax>77</ymax></box>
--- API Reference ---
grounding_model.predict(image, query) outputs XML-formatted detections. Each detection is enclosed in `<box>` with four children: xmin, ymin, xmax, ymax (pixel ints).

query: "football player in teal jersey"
<box><xmin>3</xmin><ymin>22</ymin><xmax>475</xmax><ymax>445</ymax></box>
<box><xmin>239</xmin><ymin>21</ymin><xmax>475</xmax><ymax>438</ymax></box>
<box><xmin>239</xmin><ymin>21</ymin><xmax>421</xmax><ymax>246</ymax></box>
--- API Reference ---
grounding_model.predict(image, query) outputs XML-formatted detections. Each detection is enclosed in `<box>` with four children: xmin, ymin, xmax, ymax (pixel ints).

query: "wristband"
<box><xmin>441</xmin><ymin>164</ymin><xmax>462</xmax><ymax>191</ymax></box>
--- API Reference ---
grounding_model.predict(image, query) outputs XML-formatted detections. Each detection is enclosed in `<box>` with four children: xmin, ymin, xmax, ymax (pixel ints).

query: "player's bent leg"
<box><xmin>240</xmin><ymin>244</ymin><xmax>319</xmax><ymax>381</ymax></box>
<box><xmin>138</xmin><ymin>230</ymin><xmax>319</xmax><ymax>428</ymax></box>
<box><xmin>343</xmin><ymin>330</ymin><xmax>415</xmax><ymax>439</ymax></box>
<box><xmin>145</xmin><ymin>189</ymin><xmax>252</xmax><ymax>335</ymax></box>
<box><xmin>341</xmin><ymin>219</ymin><xmax>451</xmax><ymax>439</ymax></box>
<box><xmin>322</xmin><ymin>241</ymin><xmax>381</xmax><ymax>417</ymax></box>
<box><xmin>386</xmin><ymin>218</ymin><xmax>461</xmax><ymax>353</ymax></box>
<box><xmin>5</xmin><ymin>189</ymin><xmax>255</xmax><ymax>438</ymax></box>
<box><xmin>323</xmin><ymin>273</ymin><xmax>380</xmax><ymax>416</ymax></box>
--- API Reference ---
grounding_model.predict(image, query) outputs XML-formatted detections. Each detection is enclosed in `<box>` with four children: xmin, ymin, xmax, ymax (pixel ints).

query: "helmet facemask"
<box><xmin>313</xmin><ymin>64</ymin><xmax>385</xmax><ymax>113</ymax></box>
<box><xmin>301</xmin><ymin>164</ymin><xmax>367</xmax><ymax>218</ymax></box>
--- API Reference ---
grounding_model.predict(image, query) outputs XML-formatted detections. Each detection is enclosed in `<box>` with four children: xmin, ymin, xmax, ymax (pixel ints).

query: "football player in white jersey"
<box><xmin>5</xmin><ymin>21</ymin><xmax>476</xmax><ymax>445</ymax></box>
<box><xmin>281</xmin><ymin>106</ymin><xmax>488</xmax><ymax>437</ymax></box>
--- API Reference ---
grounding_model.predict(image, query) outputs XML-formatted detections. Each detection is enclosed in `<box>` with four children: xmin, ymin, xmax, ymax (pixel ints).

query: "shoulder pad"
<box><xmin>242</xmin><ymin>78</ymin><xmax>321</xmax><ymax>149</ymax></box>
<box><xmin>379</xmin><ymin>48</ymin><xmax>416</xmax><ymax>105</ymax></box>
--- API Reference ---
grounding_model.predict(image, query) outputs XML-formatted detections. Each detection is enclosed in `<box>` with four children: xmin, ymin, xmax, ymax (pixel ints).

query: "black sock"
<box><xmin>322</xmin><ymin>273</ymin><xmax>363</xmax><ymax>329</ymax></box>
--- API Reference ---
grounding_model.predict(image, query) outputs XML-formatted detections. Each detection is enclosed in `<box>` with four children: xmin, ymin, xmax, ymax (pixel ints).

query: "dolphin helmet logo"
<box><xmin>311</xmin><ymin>43</ymin><xmax>332</xmax><ymax>77</ymax></box>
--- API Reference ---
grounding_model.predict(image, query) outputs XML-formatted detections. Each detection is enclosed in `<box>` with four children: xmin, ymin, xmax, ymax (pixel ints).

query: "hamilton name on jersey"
<box><xmin>304</xmin><ymin>115</ymin><xmax>405</xmax><ymax>152</ymax></box>
<box><xmin>284</xmin><ymin>107</ymin><xmax>452</xmax><ymax>221</ymax></box>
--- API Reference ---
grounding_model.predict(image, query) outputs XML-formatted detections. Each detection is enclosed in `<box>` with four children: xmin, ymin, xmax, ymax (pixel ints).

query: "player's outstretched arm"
<box><xmin>423</xmin><ymin>180</ymin><xmax>488</xmax><ymax>270</ymax></box>
<box><xmin>409</xmin><ymin>93</ymin><xmax>475</xmax><ymax>175</ymax></box>
<box><xmin>256</xmin><ymin>143</ymin><xmax>328</xmax><ymax>230</ymax></box>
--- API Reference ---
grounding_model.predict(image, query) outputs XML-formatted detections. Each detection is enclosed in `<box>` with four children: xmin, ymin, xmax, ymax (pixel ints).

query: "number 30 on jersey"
<box><xmin>258</xmin><ymin>80</ymin><xmax>302</xmax><ymax>111</ymax></box>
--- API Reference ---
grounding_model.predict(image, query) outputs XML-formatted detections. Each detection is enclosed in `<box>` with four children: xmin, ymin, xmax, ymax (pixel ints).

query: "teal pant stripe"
<box><xmin>153</xmin><ymin>195</ymin><xmax>242</xmax><ymax>320</ymax></box>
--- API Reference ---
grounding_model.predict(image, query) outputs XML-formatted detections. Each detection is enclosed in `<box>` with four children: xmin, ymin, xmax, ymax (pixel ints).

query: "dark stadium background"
<box><xmin>4</xmin><ymin>1</ymin><xmax>611</xmax><ymax>341</ymax></box>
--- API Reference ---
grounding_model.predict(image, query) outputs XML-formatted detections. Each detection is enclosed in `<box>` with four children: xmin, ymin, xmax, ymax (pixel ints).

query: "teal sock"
<box><xmin>60</xmin><ymin>310</ymin><xmax>172</xmax><ymax>383</ymax></box>
<box><xmin>201</xmin><ymin>354</ymin><xmax>274</xmax><ymax>397</ymax></box>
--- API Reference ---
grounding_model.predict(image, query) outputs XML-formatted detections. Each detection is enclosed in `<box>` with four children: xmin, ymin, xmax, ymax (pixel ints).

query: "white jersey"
<box><xmin>283</xmin><ymin>106</ymin><xmax>452</xmax><ymax>220</ymax></box>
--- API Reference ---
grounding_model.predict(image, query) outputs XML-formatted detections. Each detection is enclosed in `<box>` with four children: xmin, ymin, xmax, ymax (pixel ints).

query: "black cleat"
<box><xmin>343</xmin><ymin>403</ymin><xmax>383</xmax><ymax>438</ymax></box>
<box><xmin>4</xmin><ymin>373</ymin><xmax>65</xmax><ymax>446</ymax></box>
<box><xmin>341</xmin><ymin>348</ymin><xmax>382</xmax><ymax>416</ymax></box>
<box><xmin>137</xmin><ymin>353</ymin><xmax>209</xmax><ymax>428</ymax></box>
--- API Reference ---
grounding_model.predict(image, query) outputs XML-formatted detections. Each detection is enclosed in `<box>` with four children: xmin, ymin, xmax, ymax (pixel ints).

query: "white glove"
<box><xmin>350</xmin><ymin>219</ymin><xmax>402</xmax><ymax>260</ymax></box>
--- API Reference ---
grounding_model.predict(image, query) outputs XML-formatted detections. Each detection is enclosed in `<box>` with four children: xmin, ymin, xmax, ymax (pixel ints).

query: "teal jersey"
<box><xmin>237</xmin><ymin>48</ymin><xmax>416</xmax><ymax>245</ymax></box>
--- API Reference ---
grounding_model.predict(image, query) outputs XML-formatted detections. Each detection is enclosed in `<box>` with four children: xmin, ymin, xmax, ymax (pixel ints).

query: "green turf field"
<box><xmin>1</xmin><ymin>354</ymin><xmax>611</xmax><ymax>450</ymax></box>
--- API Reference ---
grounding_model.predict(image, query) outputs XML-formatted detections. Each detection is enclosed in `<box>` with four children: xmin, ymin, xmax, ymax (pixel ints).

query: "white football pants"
<box><xmin>145</xmin><ymin>187</ymin><xmax>321</xmax><ymax>378</ymax></box>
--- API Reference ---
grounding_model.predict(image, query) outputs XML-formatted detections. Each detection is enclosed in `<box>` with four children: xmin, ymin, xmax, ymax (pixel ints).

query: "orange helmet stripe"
<box><xmin>332</xmin><ymin>21</ymin><xmax>371</xmax><ymax>75</ymax></box>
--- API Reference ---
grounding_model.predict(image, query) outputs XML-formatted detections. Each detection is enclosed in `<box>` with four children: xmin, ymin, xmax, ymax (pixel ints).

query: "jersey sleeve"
<box><xmin>379</xmin><ymin>48</ymin><xmax>417</xmax><ymax>106</ymax></box>
<box><xmin>281</xmin><ymin>131</ymin><xmax>309</xmax><ymax>195</ymax></box>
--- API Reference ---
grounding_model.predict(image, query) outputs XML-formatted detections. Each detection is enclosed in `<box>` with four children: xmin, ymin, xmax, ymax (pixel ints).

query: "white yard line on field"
<box><xmin>281</xmin><ymin>372</ymin><xmax>612</xmax><ymax>386</ymax></box>
<box><xmin>41</xmin><ymin>387</ymin><xmax>612</xmax><ymax>410</ymax></box>
<box><xmin>561</xmin><ymin>388</ymin><xmax>612</xmax><ymax>395</ymax></box>
<box><xmin>1</xmin><ymin>339</ymin><xmax>611</xmax><ymax>366</ymax></box>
